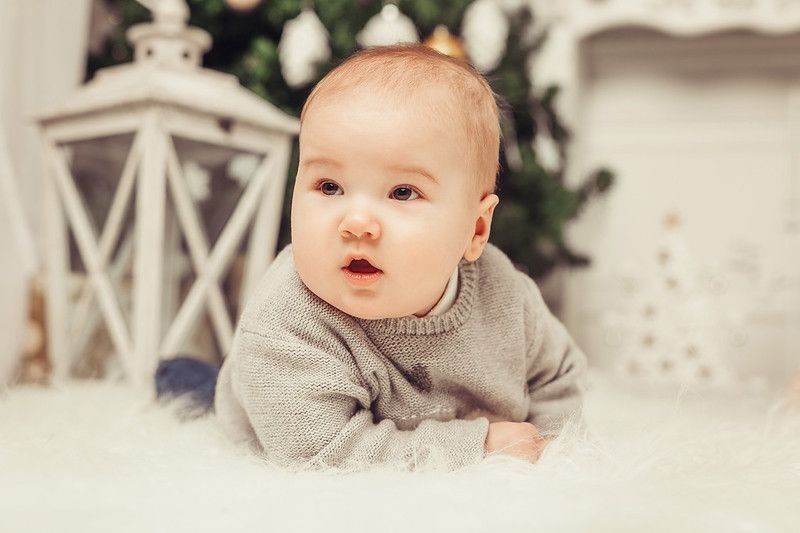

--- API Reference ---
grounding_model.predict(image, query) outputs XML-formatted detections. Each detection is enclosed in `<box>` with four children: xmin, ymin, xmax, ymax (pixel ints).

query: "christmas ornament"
<box><xmin>423</xmin><ymin>25</ymin><xmax>465</xmax><ymax>59</ymax></box>
<box><xmin>461</xmin><ymin>0</ymin><xmax>508</xmax><ymax>73</ymax></box>
<box><xmin>183</xmin><ymin>160</ymin><xmax>211</xmax><ymax>202</ymax></box>
<box><xmin>663</xmin><ymin>210</ymin><xmax>682</xmax><ymax>229</ymax></box>
<box><xmin>224</xmin><ymin>0</ymin><xmax>263</xmax><ymax>12</ymax></box>
<box><xmin>17</xmin><ymin>276</ymin><xmax>50</xmax><ymax>385</ymax></box>
<box><xmin>278</xmin><ymin>7</ymin><xmax>331</xmax><ymax>88</ymax></box>
<box><xmin>226</xmin><ymin>153</ymin><xmax>261</xmax><ymax>186</ymax></box>
<box><xmin>527</xmin><ymin>0</ymin><xmax>561</xmax><ymax>40</ymax></box>
<box><xmin>532</xmin><ymin>131</ymin><xmax>560</xmax><ymax>173</ymax></box>
<box><xmin>357</xmin><ymin>3</ymin><xmax>419</xmax><ymax>48</ymax></box>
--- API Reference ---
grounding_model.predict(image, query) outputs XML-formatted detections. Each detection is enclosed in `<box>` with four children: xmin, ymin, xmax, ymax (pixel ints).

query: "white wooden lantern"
<box><xmin>36</xmin><ymin>0</ymin><xmax>299</xmax><ymax>387</ymax></box>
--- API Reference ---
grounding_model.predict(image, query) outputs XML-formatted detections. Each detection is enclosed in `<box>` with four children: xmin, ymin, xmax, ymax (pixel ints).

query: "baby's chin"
<box><xmin>322</xmin><ymin>290</ymin><xmax>422</xmax><ymax>320</ymax></box>
<box><xmin>331</xmin><ymin>300</ymin><xmax>412</xmax><ymax>321</ymax></box>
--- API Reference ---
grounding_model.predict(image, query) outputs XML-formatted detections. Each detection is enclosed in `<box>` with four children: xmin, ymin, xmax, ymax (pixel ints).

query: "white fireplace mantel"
<box><xmin>543</xmin><ymin>0</ymin><xmax>800</xmax><ymax>385</ymax></box>
<box><xmin>565</xmin><ymin>0</ymin><xmax>800</xmax><ymax>39</ymax></box>
<box><xmin>531</xmin><ymin>0</ymin><xmax>800</xmax><ymax>135</ymax></box>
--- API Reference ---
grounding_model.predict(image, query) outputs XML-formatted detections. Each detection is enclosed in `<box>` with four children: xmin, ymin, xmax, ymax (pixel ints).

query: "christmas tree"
<box><xmin>88</xmin><ymin>0</ymin><xmax>613</xmax><ymax>279</ymax></box>
<box><xmin>613</xmin><ymin>212</ymin><xmax>741</xmax><ymax>389</ymax></box>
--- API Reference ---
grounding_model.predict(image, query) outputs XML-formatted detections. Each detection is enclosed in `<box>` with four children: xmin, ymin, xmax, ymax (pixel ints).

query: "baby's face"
<box><xmin>291</xmin><ymin>87</ymin><xmax>484</xmax><ymax>319</ymax></box>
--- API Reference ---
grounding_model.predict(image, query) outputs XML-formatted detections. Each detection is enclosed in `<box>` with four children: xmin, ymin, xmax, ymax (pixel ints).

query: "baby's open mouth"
<box><xmin>346</xmin><ymin>259</ymin><xmax>381</xmax><ymax>274</ymax></box>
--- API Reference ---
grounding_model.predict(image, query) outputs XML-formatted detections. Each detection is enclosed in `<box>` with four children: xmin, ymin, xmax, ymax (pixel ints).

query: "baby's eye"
<box><xmin>390</xmin><ymin>186</ymin><xmax>420</xmax><ymax>201</ymax></box>
<box><xmin>319</xmin><ymin>181</ymin><xmax>342</xmax><ymax>196</ymax></box>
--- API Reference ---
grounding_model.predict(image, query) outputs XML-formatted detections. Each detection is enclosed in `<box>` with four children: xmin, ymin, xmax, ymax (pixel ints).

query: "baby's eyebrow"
<box><xmin>301</xmin><ymin>156</ymin><xmax>342</xmax><ymax>169</ymax></box>
<box><xmin>387</xmin><ymin>164</ymin><xmax>438</xmax><ymax>184</ymax></box>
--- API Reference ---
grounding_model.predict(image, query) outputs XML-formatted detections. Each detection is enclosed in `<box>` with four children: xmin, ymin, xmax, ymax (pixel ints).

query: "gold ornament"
<box><xmin>697</xmin><ymin>365</ymin><xmax>713</xmax><ymax>380</ymax></box>
<box><xmin>423</xmin><ymin>25</ymin><xmax>466</xmax><ymax>59</ymax></box>
<box><xmin>18</xmin><ymin>276</ymin><xmax>50</xmax><ymax>385</ymax></box>
<box><xmin>663</xmin><ymin>210</ymin><xmax>682</xmax><ymax>230</ymax></box>
<box><xmin>224</xmin><ymin>0</ymin><xmax>263</xmax><ymax>12</ymax></box>
<box><xmin>642</xmin><ymin>333</ymin><xmax>656</xmax><ymax>348</ymax></box>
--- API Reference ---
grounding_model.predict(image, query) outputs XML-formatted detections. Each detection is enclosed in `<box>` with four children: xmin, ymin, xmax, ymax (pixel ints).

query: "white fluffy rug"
<box><xmin>2</xmin><ymin>372</ymin><xmax>798</xmax><ymax>533</ymax></box>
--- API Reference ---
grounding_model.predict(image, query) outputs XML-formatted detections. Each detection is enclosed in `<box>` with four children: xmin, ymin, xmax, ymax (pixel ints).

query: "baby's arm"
<box><xmin>523</xmin><ymin>277</ymin><xmax>587</xmax><ymax>437</ymax></box>
<box><xmin>234</xmin><ymin>329</ymin><xmax>489</xmax><ymax>471</ymax></box>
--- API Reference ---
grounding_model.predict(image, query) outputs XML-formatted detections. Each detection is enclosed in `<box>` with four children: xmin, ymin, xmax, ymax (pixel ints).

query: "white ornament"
<box><xmin>183</xmin><ymin>160</ymin><xmax>211</xmax><ymax>202</ymax></box>
<box><xmin>529</xmin><ymin>0</ymin><xmax>561</xmax><ymax>39</ymax></box>
<box><xmin>532</xmin><ymin>132</ymin><xmax>560</xmax><ymax>173</ymax></box>
<box><xmin>495</xmin><ymin>0</ymin><xmax>526</xmax><ymax>13</ymax></box>
<box><xmin>357</xmin><ymin>3</ymin><xmax>419</xmax><ymax>48</ymax></box>
<box><xmin>224</xmin><ymin>0</ymin><xmax>263</xmax><ymax>12</ymax></box>
<box><xmin>609</xmin><ymin>215</ymin><xmax>745</xmax><ymax>391</ymax></box>
<box><xmin>278</xmin><ymin>8</ymin><xmax>332</xmax><ymax>88</ymax></box>
<box><xmin>226</xmin><ymin>153</ymin><xmax>261</xmax><ymax>186</ymax></box>
<box><xmin>461</xmin><ymin>0</ymin><xmax>508</xmax><ymax>73</ymax></box>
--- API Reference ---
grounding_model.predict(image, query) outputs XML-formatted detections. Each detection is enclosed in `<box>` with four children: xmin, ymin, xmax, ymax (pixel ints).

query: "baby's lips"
<box><xmin>347</xmin><ymin>259</ymin><xmax>381</xmax><ymax>274</ymax></box>
<box><xmin>342</xmin><ymin>254</ymin><xmax>382</xmax><ymax>272</ymax></box>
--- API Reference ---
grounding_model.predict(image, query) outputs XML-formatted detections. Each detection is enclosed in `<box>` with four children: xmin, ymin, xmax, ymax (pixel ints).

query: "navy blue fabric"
<box><xmin>155</xmin><ymin>357</ymin><xmax>219</xmax><ymax>413</ymax></box>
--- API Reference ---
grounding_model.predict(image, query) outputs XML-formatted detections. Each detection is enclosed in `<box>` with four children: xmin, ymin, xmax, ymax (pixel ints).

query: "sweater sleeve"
<box><xmin>523</xmin><ymin>277</ymin><xmax>588</xmax><ymax>438</ymax></box>
<box><xmin>235</xmin><ymin>329</ymin><xmax>489</xmax><ymax>472</ymax></box>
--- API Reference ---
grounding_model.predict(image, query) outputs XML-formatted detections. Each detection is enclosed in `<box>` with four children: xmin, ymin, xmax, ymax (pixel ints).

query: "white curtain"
<box><xmin>0</xmin><ymin>0</ymin><xmax>91</xmax><ymax>384</ymax></box>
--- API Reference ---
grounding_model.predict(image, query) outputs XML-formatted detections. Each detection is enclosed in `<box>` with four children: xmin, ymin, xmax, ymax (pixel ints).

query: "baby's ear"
<box><xmin>464</xmin><ymin>193</ymin><xmax>499</xmax><ymax>262</ymax></box>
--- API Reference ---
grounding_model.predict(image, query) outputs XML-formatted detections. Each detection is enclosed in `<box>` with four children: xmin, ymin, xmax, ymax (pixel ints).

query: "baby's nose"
<box><xmin>338</xmin><ymin>210</ymin><xmax>381</xmax><ymax>240</ymax></box>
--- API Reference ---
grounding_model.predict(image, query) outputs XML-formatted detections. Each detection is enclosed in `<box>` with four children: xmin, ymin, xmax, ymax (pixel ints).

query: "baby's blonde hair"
<box><xmin>299</xmin><ymin>44</ymin><xmax>501</xmax><ymax>196</ymax></box>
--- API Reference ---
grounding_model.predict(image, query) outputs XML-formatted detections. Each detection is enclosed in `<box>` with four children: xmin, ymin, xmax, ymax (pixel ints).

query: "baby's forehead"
<box><xmin>306</xmin><ymin>82</ymin><xmax>465</xmax><ymax>129</ymax></box>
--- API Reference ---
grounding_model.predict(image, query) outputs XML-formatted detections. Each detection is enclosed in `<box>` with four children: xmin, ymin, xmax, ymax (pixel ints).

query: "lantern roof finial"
<box><xmin>127</xmin><ymin>0</ymin><xmax>210</xmax><ymax>69</ymax></box>
<box><xmin>136</xmin><ymin>0</ymin><xmax>189</xmax><ymax>32</ymax></box>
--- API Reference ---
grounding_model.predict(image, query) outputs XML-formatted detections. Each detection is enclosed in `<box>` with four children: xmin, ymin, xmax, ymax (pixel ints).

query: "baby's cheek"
<box><xmin>400</xmin><ymin>242</ymin><xmax>449</xmax><ymax>278</ymax></box>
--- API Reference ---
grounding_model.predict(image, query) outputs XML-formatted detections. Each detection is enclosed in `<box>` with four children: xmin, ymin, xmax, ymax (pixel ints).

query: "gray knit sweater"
<box><xmin>215</xmin><ymin>243</ymin><xmax>586</xmax><ymax>472</ymax></box>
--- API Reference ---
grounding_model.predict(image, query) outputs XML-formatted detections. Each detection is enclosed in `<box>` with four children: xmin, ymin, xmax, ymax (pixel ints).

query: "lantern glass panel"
<box><xmin>166</xmin><ymin>135</ymin><xmax>265</xmax><ymax>362</ymax></box>
<box><xmin>62</xmin><ymin>133</ymin><xmax>136</xmax><ymax>269</ymax></box>
<box><xmin>170</xmin><ymin>135</ymin><xmax>264</xmax><ymax>245</ymax></box>
<box><xmin>61</xmin><ymin>133</ymin><xmax>137</xmax><ymax>376</ymax></box>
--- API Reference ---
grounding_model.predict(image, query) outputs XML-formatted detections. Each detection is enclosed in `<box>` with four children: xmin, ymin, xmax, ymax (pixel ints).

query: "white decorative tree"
<box><xmin>616</xmin><ymin>212</ymin><xmax>740</xmax><ymax>389</ymax></box>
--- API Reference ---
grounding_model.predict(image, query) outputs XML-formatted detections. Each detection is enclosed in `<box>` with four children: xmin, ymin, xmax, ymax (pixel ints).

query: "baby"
<box><xmin>215</xmin><ymin>44</ymin><xmax>587</xmax><ymax>472</ymax></box>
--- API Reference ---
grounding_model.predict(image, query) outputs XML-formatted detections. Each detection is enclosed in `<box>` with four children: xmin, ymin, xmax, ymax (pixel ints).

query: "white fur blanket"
<box><xmin>2</xmin><ymin>373</ymin><xmax>798</xmax><ymax>533</ymax></box>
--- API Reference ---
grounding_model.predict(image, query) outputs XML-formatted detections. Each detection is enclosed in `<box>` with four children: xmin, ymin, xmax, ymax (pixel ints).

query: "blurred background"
<box><xmin>1</xmin><ymin>0</ymin><xmax>798</xmax><ymax>395</ymax></box>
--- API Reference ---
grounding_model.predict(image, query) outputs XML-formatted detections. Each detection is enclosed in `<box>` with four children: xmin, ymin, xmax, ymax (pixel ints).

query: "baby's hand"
<box><xmin>484</xmin><ymin>421</ymin><xmax>550</xmax><ymax>463</ymax></box>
